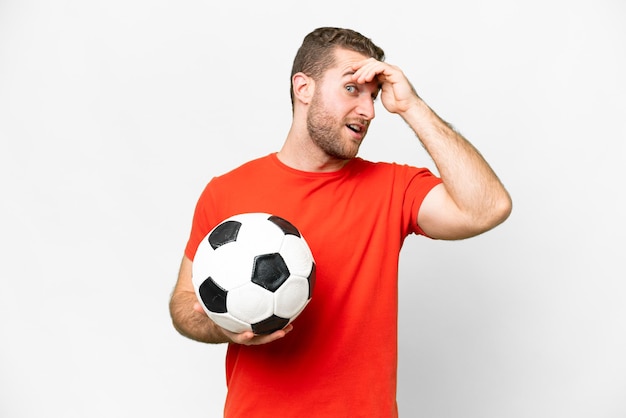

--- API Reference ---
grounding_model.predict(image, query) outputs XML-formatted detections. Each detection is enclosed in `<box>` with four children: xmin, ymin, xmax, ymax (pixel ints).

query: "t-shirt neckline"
<box><xmin>268</xmin><ymin>152</ymin><xmax>357</xmax><ymax>178</ymax></box>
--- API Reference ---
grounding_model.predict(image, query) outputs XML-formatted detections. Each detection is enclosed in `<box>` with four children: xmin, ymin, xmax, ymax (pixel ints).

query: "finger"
<box><xmin>352</xmin><ymin>59</ymin><xmax>385</xmax><ymax>83</ymax></box>
<box><xmin>222</xmin><ymin>329</ymin><xmax>254</xmax><ymax>345</ymax></box>
<box><xmin>253</xmin><ymin>324</ymin><xmax>293</xmax><ymax>343</ymax></box>
<box><xmin>234</xmin><ymin>324</ymin><xmax>294</xmax><ymax>346</ymax></box>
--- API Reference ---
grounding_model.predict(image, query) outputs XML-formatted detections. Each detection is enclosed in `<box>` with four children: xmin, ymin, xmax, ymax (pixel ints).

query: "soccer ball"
<box><xmin>192</xmin><ymin>212</ymin><xmax>316</xmax><ymax>335</ymax></box>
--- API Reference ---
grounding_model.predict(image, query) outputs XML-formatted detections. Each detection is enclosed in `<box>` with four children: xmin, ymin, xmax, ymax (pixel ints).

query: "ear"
<box><xmin>292</xmin><ymin>72</ymin><xmax>315</xmax><ymax>105</ymax></box>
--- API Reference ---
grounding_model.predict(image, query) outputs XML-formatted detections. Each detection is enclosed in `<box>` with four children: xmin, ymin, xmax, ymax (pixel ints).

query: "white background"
<box><xmin>1</xmin><ymin>1</ymin><xmax>625</xmax><ymax>417</ymax></box>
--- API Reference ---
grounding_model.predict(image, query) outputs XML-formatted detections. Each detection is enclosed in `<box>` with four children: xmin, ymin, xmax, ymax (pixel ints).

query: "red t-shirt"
<box><xmin>185</xmin><ymin>153</ymin><xmax>441</xmax><ymax>418</ymax></box>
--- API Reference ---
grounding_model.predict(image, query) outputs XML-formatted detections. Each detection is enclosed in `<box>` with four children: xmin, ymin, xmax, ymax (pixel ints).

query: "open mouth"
<box><xmin>347</xmin><ymin>123</ymin><xmax>365</xmax><ymax>133</ymax></box>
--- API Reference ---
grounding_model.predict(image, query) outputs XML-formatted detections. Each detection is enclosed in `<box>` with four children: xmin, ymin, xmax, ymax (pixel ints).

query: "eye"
<box><xmin>345</xmin><ymin>85</ymin><xmax>357</xmax><ymax>94</ymax></box>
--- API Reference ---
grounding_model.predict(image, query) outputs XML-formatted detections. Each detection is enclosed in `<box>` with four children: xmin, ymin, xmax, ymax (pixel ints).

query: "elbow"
<box><xmin>480</xmin><ymin>191</ymin><xmax>513</xmax><ymax>233</ymax></box>
<box><xmin>419</xmin><ymin>185</ymin><xmax>513</xmax><ymax>240</ymax></box>
<box><xmin>496</xmin><ymin>191</ymin><xmax>513</xmax><ymax>224</ymax></box>
<box><xmin>461</xmin><ymin>192</ymin><xmax>512</xmax><ymax>239</ymax></box>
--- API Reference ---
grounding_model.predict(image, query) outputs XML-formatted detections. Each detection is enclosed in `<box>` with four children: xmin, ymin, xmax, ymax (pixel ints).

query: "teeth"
<box><xmin>348</xmin><ymin>124</ymin><xmax>360</xmax><ymax>132</ymax></box>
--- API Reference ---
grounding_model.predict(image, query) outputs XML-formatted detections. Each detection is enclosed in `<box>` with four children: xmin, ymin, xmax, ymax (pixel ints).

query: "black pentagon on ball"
<box><xmin>198</xmin><ymin>277</ymin><xmax>228</xmax><ymax>313</ymax></box>
<box><xmin>268</xmin><ymin>215</ymin><xmax>301</xmax><ymax>237</ymax></box>
<box><xmin>251</xmin><ymin>253</ymin><xmax>290</xmax><ymax>292</ymax></box>
<box><xmin>252</xmin><ymin>314</ymin><xmax>290</xmax><ymax>335</ymax></box>
<box><xmin>208</xmin><ymin>220</ymin><xmax>242</xmax><ymax>250</ymax></box>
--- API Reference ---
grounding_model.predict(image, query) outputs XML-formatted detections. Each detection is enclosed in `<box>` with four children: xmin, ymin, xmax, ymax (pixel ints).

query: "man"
<box><xmin>170</xmin><ymin>27</ymin><xmax>512</xmax><ymax>417</ymax></box>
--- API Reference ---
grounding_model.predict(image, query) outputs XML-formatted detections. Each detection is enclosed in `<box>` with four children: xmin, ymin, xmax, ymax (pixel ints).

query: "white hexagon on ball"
<box><xmin>227</xmin><ymin>283</ymin><xmax>275</xmax><ymax>324</ymax></box>
<box><xmin>273</xmin><ymin>276</ymin><xmax>311</xmax><ymax>319</ymax></box>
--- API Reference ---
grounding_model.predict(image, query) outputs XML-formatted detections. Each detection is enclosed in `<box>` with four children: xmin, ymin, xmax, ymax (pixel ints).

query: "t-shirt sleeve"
<box><xmin>184</xmin><ymin>180</ymin><xmax>218</xmax><ymax>261</ymax></box>
<box><xmin>403</xmin><ymin>166</ymin><xmax>442</xmax><ymax>237</ymax></box>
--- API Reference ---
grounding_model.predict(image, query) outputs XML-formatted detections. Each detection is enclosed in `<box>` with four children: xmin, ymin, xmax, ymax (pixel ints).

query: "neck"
<box><xmin>277</xmin><ymin>126</ymin><xmax>350</xmax><ymax>173</ymax></box>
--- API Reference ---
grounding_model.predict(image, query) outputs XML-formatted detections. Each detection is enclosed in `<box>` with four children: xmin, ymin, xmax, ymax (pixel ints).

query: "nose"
<box><xmin>357</xmin><ymin>93</ymin><xmax>376</xmax><ymax>121</ymax></box>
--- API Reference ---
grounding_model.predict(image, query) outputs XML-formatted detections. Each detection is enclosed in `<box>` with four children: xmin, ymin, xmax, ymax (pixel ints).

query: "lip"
<box><xmin>345</xmin><ymin>123</ymin><xmax>368</xmax><ymax>140</ymax></box>
<box><xmin>345</xmin><ymin>127</ymin><xmax>364</xmax><ymax>142</ymax></box>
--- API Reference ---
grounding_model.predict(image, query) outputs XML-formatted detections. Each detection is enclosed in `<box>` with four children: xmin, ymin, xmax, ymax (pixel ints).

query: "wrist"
<box><xmin>399</xmin><ymin>96</ymin><xmax>434</xmax><ymax>127</ymax></box>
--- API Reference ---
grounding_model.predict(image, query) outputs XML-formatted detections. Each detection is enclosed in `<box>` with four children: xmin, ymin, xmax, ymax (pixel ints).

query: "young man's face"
<box><xmin>306</xmin><ymin>48</ymin><xmax>380</xmax><ymax>161</ymax></box>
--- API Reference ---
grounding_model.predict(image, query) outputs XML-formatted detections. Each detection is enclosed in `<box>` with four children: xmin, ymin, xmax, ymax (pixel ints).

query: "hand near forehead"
<box><xmin>352</xmin><ymin>58</ymin><xmax>419</xmax><ymax>115</ymax></box>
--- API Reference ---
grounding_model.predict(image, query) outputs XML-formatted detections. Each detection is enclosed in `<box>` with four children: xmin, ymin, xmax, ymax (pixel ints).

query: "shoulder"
<box><xmin>347</xmin><ymin>158</ymin><xmax>438</xmax><ymax>180</ymax></box>
<box><xmin>217</xmin><ymin>154</ymin><xmax>274</xmax><ymax>177</ymax></box>
<box><xmin>206</xmin><ymin>154</ymin><xmax>277</xmax><ymax>187</ymax></box>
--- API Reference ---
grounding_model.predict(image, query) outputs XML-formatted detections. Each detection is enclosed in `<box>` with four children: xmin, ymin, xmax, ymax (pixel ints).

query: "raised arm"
<box><xmin>352</xmin><ymin>59</ymin><xmax>512</xmax><ymax>240</ymax></box>
<box><xmin>401</xmin><ymin>101</ymin><xmax>511</xmax><ymax>239</ymax></box>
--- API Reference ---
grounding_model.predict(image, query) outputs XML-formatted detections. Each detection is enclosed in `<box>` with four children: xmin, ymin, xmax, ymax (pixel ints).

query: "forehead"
<box><xmin>330</xmin><ymin>48</ymin><xmax>370</xmax><ymax>73</ymax></box>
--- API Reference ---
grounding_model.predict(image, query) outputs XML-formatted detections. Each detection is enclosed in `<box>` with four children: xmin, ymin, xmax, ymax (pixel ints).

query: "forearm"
<box><xmin>169</xmin><ymin>290</ymin><xmax>229</xmax><ymax>344</ymax></box>
<box><xmin>403</xmin><ymin>98</ymin><xmax>512</xmax><ymax>229</ymax></box>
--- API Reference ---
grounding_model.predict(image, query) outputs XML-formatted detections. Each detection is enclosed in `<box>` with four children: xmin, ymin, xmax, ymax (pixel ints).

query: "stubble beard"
<box><xmin>306</xmin><ymin>94</ymin><xmax>360</xmax><ymax>161</ymax></box>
